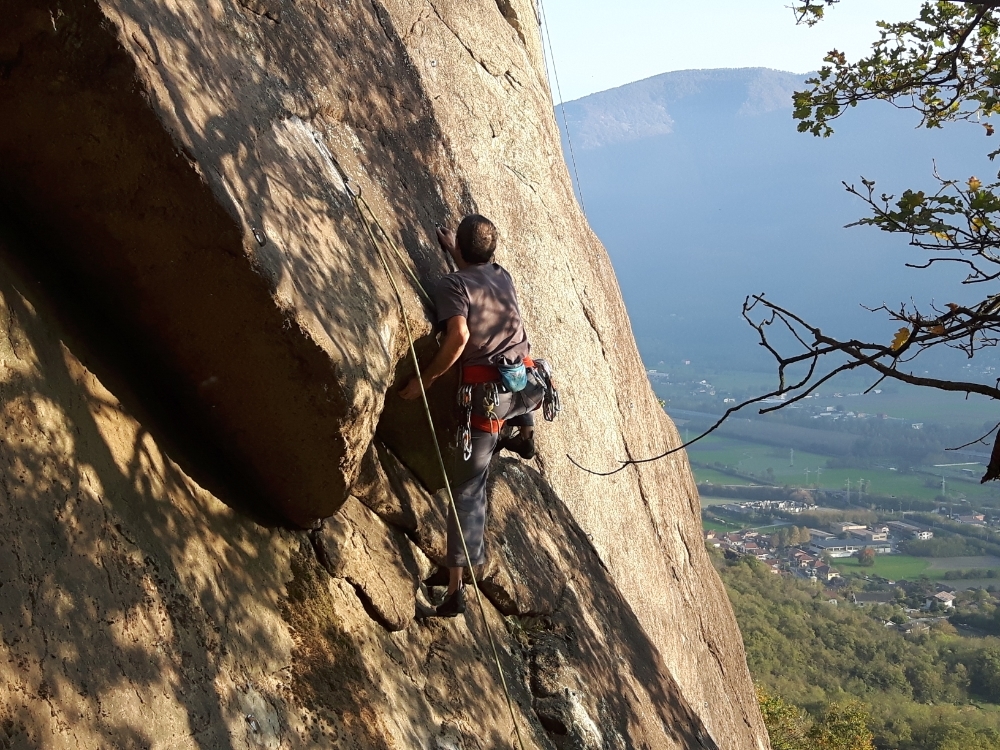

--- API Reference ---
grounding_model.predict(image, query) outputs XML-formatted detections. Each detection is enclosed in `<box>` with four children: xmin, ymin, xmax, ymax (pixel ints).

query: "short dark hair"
<box><xmin>456</xmin><ymin>214</ymin><xmax>497</xmax><ymax>264</ymax></box>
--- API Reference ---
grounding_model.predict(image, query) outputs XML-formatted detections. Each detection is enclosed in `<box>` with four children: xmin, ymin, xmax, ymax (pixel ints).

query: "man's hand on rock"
<box><xmin>437</xmin><ymin>226</ymin><xmax>457</xmax><ymax>256</ymax></box>
<box><xmin>399</xmin><ymin>375</ymin><xmax>428</xmax><ymax>400</ymax></box>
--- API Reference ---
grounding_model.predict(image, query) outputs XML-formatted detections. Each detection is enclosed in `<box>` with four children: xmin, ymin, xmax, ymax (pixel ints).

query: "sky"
<box><xmin>538</xmin><ymin>0</ymin><xmax>925</xmax><ymax>102</ymax></box>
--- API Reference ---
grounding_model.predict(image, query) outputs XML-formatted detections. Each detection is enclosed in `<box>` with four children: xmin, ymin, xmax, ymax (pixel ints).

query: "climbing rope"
<box><xmin>339</xmin><ymin>171</ymin><xmax>528</xmax><ymax>750</ymax></box>
<box><xmin>537</xmin><ymin>0</ymin><xmax>587</xmax><ymax>218</ymax></box>
<box><xmin>352</xmin><ymin>191</ymin><xmax>433</xmax><ymax>308</ymax></box>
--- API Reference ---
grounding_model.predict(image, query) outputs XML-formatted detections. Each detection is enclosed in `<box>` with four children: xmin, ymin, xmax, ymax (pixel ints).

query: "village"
<box><xmin>704</xmin><ymin>519</ymin><xmax>964</xmax><ymax>618</ymax></box>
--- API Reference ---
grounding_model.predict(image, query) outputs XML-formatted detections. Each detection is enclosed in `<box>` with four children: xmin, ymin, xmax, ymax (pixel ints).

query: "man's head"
<box><xmin>456</xmin><ymin>214</ymin><xmax>497</xmax><ymax>264</ymax></box>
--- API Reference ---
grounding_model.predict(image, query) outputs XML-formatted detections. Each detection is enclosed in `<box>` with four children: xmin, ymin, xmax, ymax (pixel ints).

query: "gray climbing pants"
<box><xmin>445</xmin><ymin>382</ymin><xmax>542</xmax><ymax>568</ymax></box>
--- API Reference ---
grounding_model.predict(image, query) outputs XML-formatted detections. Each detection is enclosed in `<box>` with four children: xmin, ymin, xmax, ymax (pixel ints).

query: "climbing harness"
<box><xmin>338</xmin><ymin>168</ymin><xmax>528</xmax><ymax>750</ymax></box>
<box><xmin>456</xmin><ymin>360</ymin><xmax>561</xmax><ymax>461</ymax></box>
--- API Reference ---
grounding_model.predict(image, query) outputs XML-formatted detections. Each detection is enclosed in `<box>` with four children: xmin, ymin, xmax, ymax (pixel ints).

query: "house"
<box><xmin>853</xmin><ymin>592</ymin><xmax>897</xmax><ymax>606</ymax></box>
<box><xmin>790</xmin><ymin>550</ymin><xmax>818</xmax><ymax>568</ymax></box>
<box><xmin>809</xmin><ymin>540</ymin><xmax>859</xmax><ymax>558</ymax></box>
<box><xmin>885</xmin><ymin>521</ymin><xmax>933</xmax><ymax>540</ymax></box>
<box><xmin>810</xmin><ymin>538</ymin><xmax>893</xmax><ymax>558</ymax></box>
<box><xmin>851</xmin><ymin>528</ymin><xmax>888</xmax><ymax>542</ymax></box>
<box><xmin>742</xmin><ymin>543</ymin><xmax>769</xmax><ymax>561</ymax></box>
<box><xmin>957</xmin><ymin>514</ymin><xmax>986</xmax><ymax>526</ymax></box>
<box><xmin>763</xmin><ymin>559</ymin><xmax>783</xmax><ymax>574</ymax></box>
<box><xmin>832</xmin><ymin>521</ymin><xmax>867</xmax><ymax>534</ymax></box>
<box><xmin>886</xmin><ymin>520</ymin><xmax>913</xmax><ymax>534</ymax></box>
<box><xmin>813</xmin><ymin>564</ymin><xmax>841</xmax><ymax>582</ymax></box>
<box><xmin>900</xmin><ymin>620</ymin><xmax>930</xmax><ymax>635</ymax></box>
<box><xmin>925</xmin><ymin>591</ymin><xmax>956</xmax><ymax>610</ymax></box>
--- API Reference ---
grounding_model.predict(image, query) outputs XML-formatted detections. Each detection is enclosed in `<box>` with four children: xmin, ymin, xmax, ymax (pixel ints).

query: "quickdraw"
<box><xmin>457</xmin><ymin>383</ymin><xmax>474</xmax><ymax>461</ymax></box>
<box><xmin>483</xmin><ymin>381</ymin><xmax>501</xmax><ymax>414</ymax></box>
<box><xmin>457</xmin><ymin>381</ymin><xmax>507</xmax><ymax>461</ymax></box>
<box><xmin>534</xmin><ymin>359</ymin><xmax>561</xmax><ymax>422</ymax></box>
<box><xmin>483</xmin><ymin>381</ymin><xmax>503</xmax><ymax>437</ymax></box>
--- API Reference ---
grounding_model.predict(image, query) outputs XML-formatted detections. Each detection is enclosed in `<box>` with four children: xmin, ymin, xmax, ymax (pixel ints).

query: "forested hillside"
<box><xmin>719</xmin><ymin>553</ymin><xmax>1000</xmax><ymax>749</ymax></box>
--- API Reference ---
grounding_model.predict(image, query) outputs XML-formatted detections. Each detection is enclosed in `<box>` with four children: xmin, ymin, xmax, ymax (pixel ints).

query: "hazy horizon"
<box><xmin>556</xmin><ymin>67</ymin><xmax>993</xmax><ymax>375</ymax></box>
<box><xmin>540</xmin><ymin>0</ymin><xmax>923</xmax><ymax>101</ymax></box>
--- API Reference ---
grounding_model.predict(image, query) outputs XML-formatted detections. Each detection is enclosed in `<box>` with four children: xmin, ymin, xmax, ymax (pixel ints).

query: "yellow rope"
<box><xmin>345</xmin><ymin>181</ymin><xmax>528</xmax><ymax>750</ymax></box>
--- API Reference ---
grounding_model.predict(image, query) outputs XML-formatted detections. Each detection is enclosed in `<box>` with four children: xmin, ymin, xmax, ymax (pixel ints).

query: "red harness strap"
<box><xmin>462</xmin><ymin>358</ymin><xmax>534</xmax><ymax>433</ymax></box>
<box><xmin>462</xmin><ymin>357</ymin><xmax>535</xmax><ymax>384</ymax></box>
<box><xmin>470</xmin><ymin>414</ymin><xmax>503</xmax><ymax>433</ymax></box>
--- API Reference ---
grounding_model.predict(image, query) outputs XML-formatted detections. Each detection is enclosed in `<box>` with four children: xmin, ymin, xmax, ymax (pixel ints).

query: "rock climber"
<box><xmin>400</xmin><ymin>213</ymin><xmax>548</xmax><ymax>618</ymax></box>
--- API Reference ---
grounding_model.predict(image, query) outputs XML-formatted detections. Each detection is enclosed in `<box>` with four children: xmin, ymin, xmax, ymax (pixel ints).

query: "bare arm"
<box><xmin>399</xmin><ymin>316</ymin><xmax>470</xmax><ymax>399</ymax></box>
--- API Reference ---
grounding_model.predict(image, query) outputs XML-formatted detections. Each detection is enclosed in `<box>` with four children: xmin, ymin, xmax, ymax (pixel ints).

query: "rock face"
<box><xmin>0</xmin><ymin>1</ymin><xmax>769</xmax><ymax>748</ymax></box>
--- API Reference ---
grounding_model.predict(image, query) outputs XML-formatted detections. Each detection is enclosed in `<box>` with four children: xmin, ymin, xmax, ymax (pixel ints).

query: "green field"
<box><xmin>700</xmin><ymin>495</ymin><xmax>747</xmax><ymax>507</ymax></box>
<box><xmin>658</xmin><ymin>368</ymin><xmax>998</xmax><ymax>428</ymax></box>
<box><xmin>691</xmin><ymin>466</ymin><xmax>753</xmax><ymax>486</ymax></box>
<box><xmin>701</xmin><ymin>512</ymin><xmax>791</xmax><ymax>533</ymax></box>
<box><xmin>753</xmin><ymin>523</ymin><xmax>793</xmax><ymax>532</ymax></box>
<box><xmin>689</xmin><ymin>434</ymin><xmax>1000</xmax><ymax>503</ymax></box>
<box><xmin>834</xmin><ymin>554</ymin><xmax>1000</xmax><ymax>581</ymax></box>
<box><xmin>690</xmin><ymin>435</ymin><xmax>841</xmax><ymax>484</ymax></box>
<box><xmin>926</xmin><ymin>555</ymin><xmax>1000</xmax><ymax>570</ymax></box>
<box><xmin>854</xmin><ymin>386</ymin><xmax>997</xmax><ymax>426</ymax></box>
<box><xmin>702</xmin><ymin>517</ymin><xmax>743</xmax><ymax>532</ymax></box>
<box><xmin>835</xmin><ymin>554</ymin><xmax>931</xmax><ymax>580</ymax></box>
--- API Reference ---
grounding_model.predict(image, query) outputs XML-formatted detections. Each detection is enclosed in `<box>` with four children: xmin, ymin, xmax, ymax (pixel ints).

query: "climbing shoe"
<box><xmin>498</xmin><ymin>433</ymin><xmax>536</xmax><ymax>460</ymax></box>
<box><xmin>433</xmin><ymin>587</ymin><xmax>467</xmax><ymax>618</ymax></box>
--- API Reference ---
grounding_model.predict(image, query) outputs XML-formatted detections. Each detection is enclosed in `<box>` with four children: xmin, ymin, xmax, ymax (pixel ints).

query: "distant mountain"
<box><xmin>565</xmin><ymin>68</ymin><xmax>803</xmax><ymax>149</ymax></box>
<box><xmin>559</xmin><ymin>68</ymin><xmax>991</xmax><ymax>371</ymax></box>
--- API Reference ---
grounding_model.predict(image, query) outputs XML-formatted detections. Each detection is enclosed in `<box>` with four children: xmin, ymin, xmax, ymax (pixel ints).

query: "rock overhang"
<box><xmin>0</xmin><ymin>0</ymin><xmax>468</xmax><ymax>525</ymax></box>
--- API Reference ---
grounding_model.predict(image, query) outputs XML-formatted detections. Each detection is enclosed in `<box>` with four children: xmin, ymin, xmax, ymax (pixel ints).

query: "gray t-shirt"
<box><xmin>435</xmin><ymin>263</ymin><xmax>531</xmax><ymax>367</ymax></box>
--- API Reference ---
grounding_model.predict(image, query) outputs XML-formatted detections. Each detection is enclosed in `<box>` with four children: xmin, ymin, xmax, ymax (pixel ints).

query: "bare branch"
<box><xmin>947</xmin><ymin>421</ymin><xmax>1000</xmax><ymax>451</ymax></box>
<box><xmin>566</xmin><ymin>388</ymin><xmax>783</xmax><ymax>476</ymax></box>
<box><xmin>569</xmin><ymin>290</ymin><xmax>1000</xmax><ymax>477</ymax></box>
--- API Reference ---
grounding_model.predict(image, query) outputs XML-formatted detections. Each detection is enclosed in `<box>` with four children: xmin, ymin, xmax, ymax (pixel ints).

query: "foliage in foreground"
<box><xmin>697</xmin><ymin>1</ymin><xmax>1000</xmax><ymax>488</ymax></box>
<box><xmin>758</xmin><ymin>687</ymin><xmax>874</xmax><ymax>750</ymax></box>
<box><xmin>718</xmin><ymin>555</ymin><xmax>1000</xmax><ymax>749</ymax></box>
